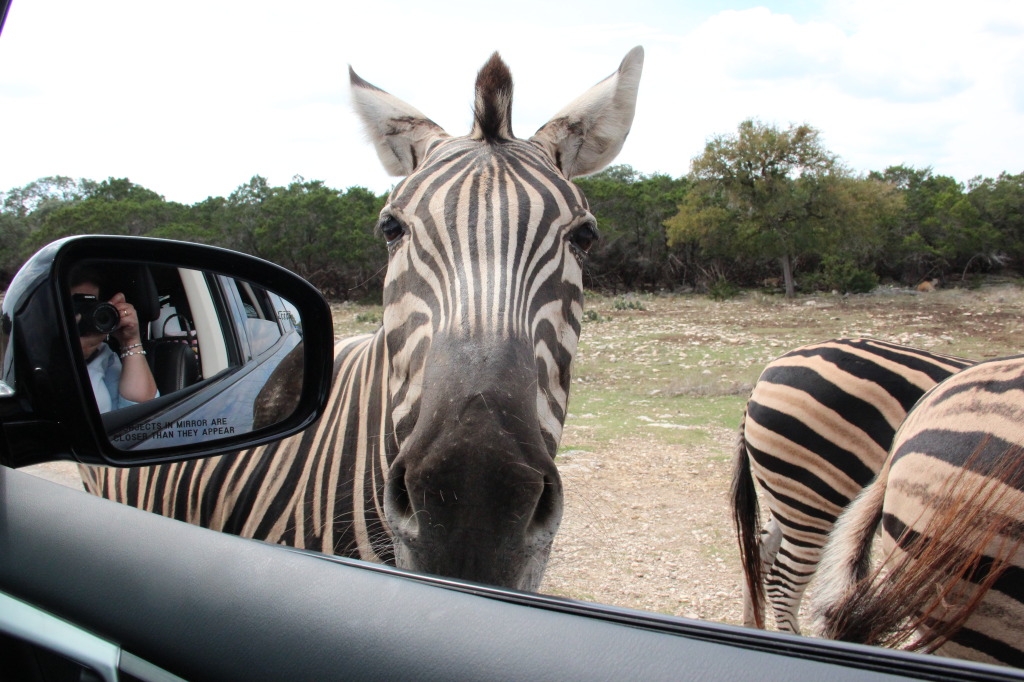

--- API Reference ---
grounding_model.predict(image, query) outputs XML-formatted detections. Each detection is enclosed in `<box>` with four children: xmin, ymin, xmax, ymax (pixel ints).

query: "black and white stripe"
<box><xmin>812</xmin><ymin>354</ymin><xmax>1024</xmax><ymax>667</ymax></box>
<box><xmin>732</xmin><ymin>337</ymin><xmax>973</xmax><ymax>632</ymax></box>
<box><xmin>80</xmin><ymin>48</ymin><xmax>645</xmax><ymax>591</ymax></box>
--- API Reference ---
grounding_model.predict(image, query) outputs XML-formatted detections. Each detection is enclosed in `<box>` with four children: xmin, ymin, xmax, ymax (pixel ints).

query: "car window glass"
<box><xmin>234</xmin><ymin>280</ymin><xmax>284</xmax><ymax>357</ymax></box>
<box><xmin>63</xmin><ymin>259</ymin><xmax>305</xmax><ymax>453</ymax></box>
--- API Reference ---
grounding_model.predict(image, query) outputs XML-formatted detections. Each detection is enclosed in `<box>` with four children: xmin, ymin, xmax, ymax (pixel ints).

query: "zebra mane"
<box><xmin>471</xmin><ymin>53</ymin><xmax>515</xmax><ymax>142</ymax></box>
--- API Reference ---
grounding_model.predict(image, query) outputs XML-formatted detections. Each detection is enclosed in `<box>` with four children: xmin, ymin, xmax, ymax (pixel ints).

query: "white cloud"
<box><xmin>623</xmin><ymin>2</ymin><xmax>1024</xmax><ymax>182</ymax></box>
<box><xmin>1</xmin><ymin>0</ymin><xmax>1022</xmax><ymax>204</ymax></box>
<box><xmin>690</xmin><ymin>8</ymin><xmax>845</xmax><ymax>82</ymax></box>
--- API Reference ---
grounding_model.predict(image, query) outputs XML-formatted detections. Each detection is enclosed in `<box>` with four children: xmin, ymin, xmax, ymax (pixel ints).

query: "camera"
<box><xmin>73</xmin><ymin>293</ymin><xmax>120</xmax><ymax>336</ymax></box>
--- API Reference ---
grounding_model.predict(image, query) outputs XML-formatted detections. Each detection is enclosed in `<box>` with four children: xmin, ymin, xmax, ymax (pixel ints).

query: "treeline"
<box><xmin>0</xmin><ymin>175</ymin><xmax>387</xmax><ymax>300</ymax></box>
<box><xmin>3</xmin><ymin>129</ymin><xmax>1023</xmax><ymax>299</ymax></box>
<box><xmin>659</xmin><ymin>121</ymin><xmax>1024</xmax><ymax>297</ymax></box>
<box><xmin>578</xmin><ymin>122</ymin><xmax>1024</xmax><ymax>297</ymax></box>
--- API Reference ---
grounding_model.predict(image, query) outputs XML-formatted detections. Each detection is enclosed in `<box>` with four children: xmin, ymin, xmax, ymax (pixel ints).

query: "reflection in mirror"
<box><xmin>252</xmin><ymin>342</ymin><xmax>305</xmax><ymax>430</ymax></box>
<box><xmin>70</xmin><ymin>262</ymin><xmax>160</xmax><ymax>413</ymax></box>
<box><xmin>67</xmin><ymin>259</ymin><xmax>304</xmax><ymax>451</ymax></box>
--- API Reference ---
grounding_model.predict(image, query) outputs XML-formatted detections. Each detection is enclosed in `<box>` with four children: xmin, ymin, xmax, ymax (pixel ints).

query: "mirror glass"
<box><xmin>67</xmin><ymin>260</ymin><xmax>305</xmax><ymax>451</ymax></box>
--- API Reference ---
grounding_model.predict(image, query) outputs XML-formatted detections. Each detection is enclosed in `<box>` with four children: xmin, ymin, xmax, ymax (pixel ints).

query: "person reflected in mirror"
<box><xmin>70</xmin><ymin>265</ymin><xmax>158</xmax><ymax>412</ymax></box>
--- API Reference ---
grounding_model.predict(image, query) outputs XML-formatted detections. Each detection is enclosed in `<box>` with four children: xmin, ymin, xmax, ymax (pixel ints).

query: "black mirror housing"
<box><xmin>0</xmin><ymin>236</ymin><xmax>334</xmax><ymax>468</ymax></box>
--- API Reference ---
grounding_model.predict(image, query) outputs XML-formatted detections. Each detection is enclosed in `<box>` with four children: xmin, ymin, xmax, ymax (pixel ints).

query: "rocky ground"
<box><xmin>540</xmin><ymin>283</ymin><xmax>1024</xmax><ymax>626</ymax></box>
<box><xmin>23</xmin><ymin>283</ymin><xmax>1024</xmax><ymax>633</ymax></box>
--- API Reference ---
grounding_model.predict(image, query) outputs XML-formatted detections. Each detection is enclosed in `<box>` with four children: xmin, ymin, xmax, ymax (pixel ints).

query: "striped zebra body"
<box><xmin>733</xmin><ymin>337</ymin><xmax>973</xmax><ymax>632</ymax></box>
<box><xmin>81</xmin><ymin>333</ymin><xmax>394</xmax><ymax>561</ymax></box>
<box><xmin>812</xmin><ymin>355</ymin><xmax>1024</xmax><ymax>667</ymax></box>
<box><xmin>80</xmin><ymin>48</ymin><xmax>645</xmax><ymax>591</ymax></box>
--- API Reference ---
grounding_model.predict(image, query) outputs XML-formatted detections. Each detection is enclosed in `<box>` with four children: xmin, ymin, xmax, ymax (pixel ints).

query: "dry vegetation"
<box><xmin>25</xmin><ymin>283</ymin><xmax>1024</xmax><ymax>630</ymax></box>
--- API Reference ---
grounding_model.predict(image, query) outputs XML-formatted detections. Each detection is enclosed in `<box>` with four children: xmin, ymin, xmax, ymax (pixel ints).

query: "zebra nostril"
<box><xmin>385</xmin><ymin>463</ymin><xmax>414</xmax><ymax>525</ymax></box>
<box><xmin>529</xmin><ymin>475</ymin><xmax>562</xmax><ymax>534</ymax></box>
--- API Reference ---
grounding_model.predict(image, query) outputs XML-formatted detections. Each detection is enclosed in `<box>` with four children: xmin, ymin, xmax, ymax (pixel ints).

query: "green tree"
<box><xmin>86</xmin><ymin>177</ymin><xmax>162</xmax><ymax>203</ymax></box>
<box><xmin>662</xmin><ymin>185</ymin><xmax>739</xmax><ymax>284</ymax></box>
<box><xmin>0</xmin><ymin>176</ymin><xmax>96</xmax><ymax>281</ymax></box>
<box><xmin>574</xmin><ymin>165</ymin><xmax>689</xmax><ymax>291</ymax></box>
<box><xmin>218</xmin><ymin>175</ymin><xmax>274</xmax><ymax>255</ymax></box>
<box><xmin>33</xmin><ymin>178</ymin><xmax>185</xmax><ymax>245</ymax></box>
<box><xmin>813</xmin><ymin>174</ymin><xmax>903</xmax><ymax>288</ymax></box>
<box><xmin>872</xmin><ymin>166</ymin><xmax>999</xmax><ymax>283</ymax></box>
<box><xmin>0</xmin><ymin>211</ymin><xmax>28</xmax><ymax>283</ymax></box>
<box><xmin>255</xmin><ymin>179</ymin><xmax>384</xmax><ymax>298</ymax></box>
<box><xmin>209</xmin><ymin>176</ymin><xmax>386</xmax><ymax>298</ymax></box>
<box><xmin>967</xmin><ymin>172</ymin><xmax>1024</xmax><ymax>273</ymax></box>
<box><xmin>667</xmin><ymin>120</ymin><xmax>841</xmax><ymax>297</ymax></box>
<box><xmin>1</xmin><ymin>176</ymin><xmax>95</xmax><ymax>218</ymax></box>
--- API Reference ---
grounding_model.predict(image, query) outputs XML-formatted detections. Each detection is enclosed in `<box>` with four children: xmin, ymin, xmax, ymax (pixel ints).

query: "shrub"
<box><xmin>612</xmin><ymin>296</ymin><xmax>646</xmax><ymax>311</ymax></box>
<box><xmin>707</xmin><ymin>277</ymin><xmax>740</xmax><ymax>301</ymax></box>
<box><xmin>810</xmin><ymin>255</ymin><xmax>878</xmax><ymax>294</ymax></box>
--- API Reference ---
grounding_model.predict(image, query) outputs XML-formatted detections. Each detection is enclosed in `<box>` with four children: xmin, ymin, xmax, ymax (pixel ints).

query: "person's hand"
<box><xmin>108</xmin><ymin>292</ymin><xmax>142</xmax><ymax>347</ymax></box>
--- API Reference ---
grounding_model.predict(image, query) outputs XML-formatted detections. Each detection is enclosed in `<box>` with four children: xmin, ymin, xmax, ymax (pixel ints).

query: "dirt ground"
<box><xmin>540</xmin><ymin>283</ymin><xmax>1024</xmax><ymax>626</ymax></box>
<box><xmin>545</xmin><ymin>431</ymin><xmax>741</xmax><ymax>622</ymax></box>
<box><xmin>21</xmin><ymin>283</ymin><xmax>1024</xmax><ymax>633</ymax></box>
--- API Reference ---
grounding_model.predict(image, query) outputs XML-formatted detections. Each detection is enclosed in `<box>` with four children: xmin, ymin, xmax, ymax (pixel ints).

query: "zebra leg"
<box><xmin>761</xmin><ymin>515</ymin><xmax>783</xmax><ymax>559</ymax></box>
<box><xmin>742</xmin><ymin>515</ymin><xmax>782</xmax><ymax>628</ymax></box>
<box><xmin>764</xmin><ymin>532</ymin><xmax>825</xmax><ymax>635</ymax></box>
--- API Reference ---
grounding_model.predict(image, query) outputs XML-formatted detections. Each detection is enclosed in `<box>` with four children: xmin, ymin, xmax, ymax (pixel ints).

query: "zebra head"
<box><xmin>349</xmin><ymin>48</ymin><xmax>643</xmax><ymax>590</ymax></box>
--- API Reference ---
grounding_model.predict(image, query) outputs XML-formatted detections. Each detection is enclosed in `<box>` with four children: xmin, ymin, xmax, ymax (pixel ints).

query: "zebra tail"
<box><xmin>731</xmin><ymin>408</ymin><xmax>766</xmax><ymax>629</ymax></box>
<box><xmin>813</xmin><ymin>441</ymin><xmax>1024</xmax><ymax>653</ymax></box>
<box><xmin>810</xmin><ymin>457</ymin><xmax>888</xmax><ymax>642</ymax></box>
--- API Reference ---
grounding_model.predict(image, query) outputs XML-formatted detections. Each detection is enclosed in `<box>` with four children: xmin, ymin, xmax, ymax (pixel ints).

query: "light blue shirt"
<box><xmin>86</xmin><ymin>343</ymin><xmax>137</xmax><ymax>413</ymax></box>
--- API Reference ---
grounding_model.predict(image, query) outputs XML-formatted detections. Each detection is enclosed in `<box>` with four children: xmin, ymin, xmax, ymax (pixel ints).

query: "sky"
<box><xmin>1</xmin><ymin>0</ymin><xmax>1022</xmax><ymax>205</ymax></box>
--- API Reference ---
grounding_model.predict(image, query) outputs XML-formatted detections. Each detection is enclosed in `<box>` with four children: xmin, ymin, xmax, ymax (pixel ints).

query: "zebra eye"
<box><xmin>379</xmin><ymin>216</ymin><xmax>405</xmax><ymax>245</ymax></box>
<box><xmin>569</xmin><ymin>223</ymin><xmax>599</xmax><ymax>254</ymax></box>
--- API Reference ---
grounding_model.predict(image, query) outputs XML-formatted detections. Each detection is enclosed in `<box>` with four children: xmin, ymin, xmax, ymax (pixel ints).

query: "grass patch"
<box><xmin>354</xmin><ymin>311</ymin><xmax>380</xmax><ymax>324</ymax></box>
<box><xmin>566</xmin><ymin>388</ymin><xmax>746</xmax><ymax>450</ymax></box>
<box><xmin>330</xmin><ymin>284</ymin><xmax>1024</xmax><ymax>452</ymax></box>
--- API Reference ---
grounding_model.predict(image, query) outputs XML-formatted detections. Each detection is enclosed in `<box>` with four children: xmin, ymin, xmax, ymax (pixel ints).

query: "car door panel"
<box><xmin>4</xmin><ymin>466</ymin><xmax>1015</xmax><ymax>681</ymax></box>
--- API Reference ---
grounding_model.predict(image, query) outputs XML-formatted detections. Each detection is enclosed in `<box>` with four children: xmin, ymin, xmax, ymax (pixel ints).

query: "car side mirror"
<box><xmin>0</xmin><ymin>236</ymin><xmax>334</xmax><ymax>467</ymax></box>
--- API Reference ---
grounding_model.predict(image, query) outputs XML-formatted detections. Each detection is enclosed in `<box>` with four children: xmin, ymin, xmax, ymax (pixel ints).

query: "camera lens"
<box><xmin>73</xmin><ymin>294</ymin><xmax>121</xmax><ymax>336</ymax></box>
<box><xmin>91</xmin><ymin>303</ymin><xmax>120</xmax><ymax>334</ymax></box>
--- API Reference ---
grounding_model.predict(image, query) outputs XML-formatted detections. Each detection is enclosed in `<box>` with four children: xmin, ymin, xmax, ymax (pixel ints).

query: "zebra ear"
<box><xmin>530</xmin><ymin>46</ymin><xmax>644</xmax><ymax>179</ymax></box>
<box><xmin>349</xmin><ymin>66</ymin><xmax>449</xmax><ymax>176</ymax></box>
